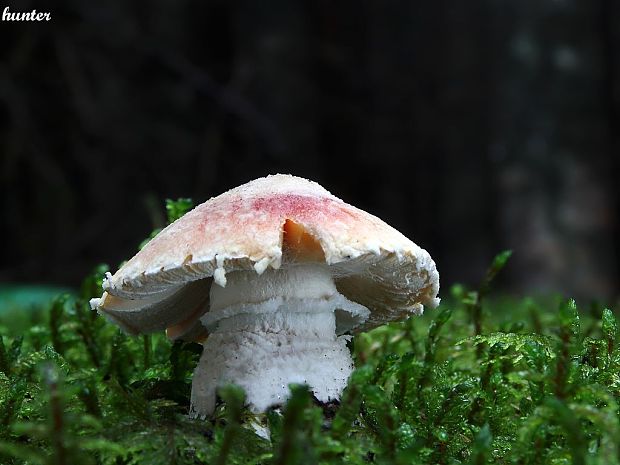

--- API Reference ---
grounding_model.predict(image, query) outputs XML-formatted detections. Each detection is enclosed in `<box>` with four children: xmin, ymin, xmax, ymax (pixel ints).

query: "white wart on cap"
<box><xmin>91</xmin><ymin>174</ymin><xmax>439</xmax><ymax>415</ymax></box>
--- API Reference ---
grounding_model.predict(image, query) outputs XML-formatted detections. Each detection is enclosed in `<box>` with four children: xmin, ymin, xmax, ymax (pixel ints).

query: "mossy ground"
<box><xmin>1</xmin><ymin>202</ymin><xmax>618</xmax><ymax>465</ymax></box>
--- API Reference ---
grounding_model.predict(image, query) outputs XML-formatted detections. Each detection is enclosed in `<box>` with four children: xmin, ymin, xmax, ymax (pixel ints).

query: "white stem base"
<box><xmin>190</xmin><ymin>310</ymin><xmax>353</xmax><ymax>417</ymax></box>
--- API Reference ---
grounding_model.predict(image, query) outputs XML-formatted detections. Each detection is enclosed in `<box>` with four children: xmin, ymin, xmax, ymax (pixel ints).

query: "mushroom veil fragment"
<box><xmin>90</xmin><ymin>174</ymin><xmax>440</xmax><ymax>416</ymax></box>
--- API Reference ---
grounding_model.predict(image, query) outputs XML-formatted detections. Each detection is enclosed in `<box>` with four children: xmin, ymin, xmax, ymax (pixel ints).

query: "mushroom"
<box><xmin>90</xmin><ymin>174</ymin><xmax>439</xmax><ymax>417</ymax></box>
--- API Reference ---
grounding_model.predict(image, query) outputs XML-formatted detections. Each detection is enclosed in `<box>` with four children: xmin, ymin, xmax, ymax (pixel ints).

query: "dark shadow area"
<box><xmin>0</xmin><ymin>0</ymin><xmax>618</xmax><ymax>302</ymax></box>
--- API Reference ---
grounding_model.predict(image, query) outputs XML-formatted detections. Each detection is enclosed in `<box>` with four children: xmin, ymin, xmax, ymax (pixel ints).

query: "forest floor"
<box><xmin>0</xmin><ymin>204</ymin><xmax>618</xmax><ymax>464</ymax></box>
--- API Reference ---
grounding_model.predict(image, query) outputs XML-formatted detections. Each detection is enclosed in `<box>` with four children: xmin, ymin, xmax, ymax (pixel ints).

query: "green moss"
<box><xmin>0</xmin><ymin>204</ymin><xmax>618</xmax><ymax>464</ymax></box>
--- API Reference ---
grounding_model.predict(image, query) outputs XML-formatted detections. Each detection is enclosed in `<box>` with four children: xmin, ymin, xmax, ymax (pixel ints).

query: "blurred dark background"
<box><xmin>0</xmin><ymin>0</ymin><xmax>618</xmax><ymax>302</ymax></box>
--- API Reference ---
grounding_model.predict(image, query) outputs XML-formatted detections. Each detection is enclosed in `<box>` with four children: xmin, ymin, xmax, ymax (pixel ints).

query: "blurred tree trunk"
<box><xmin>601</xmin><ymin>0</ymin><xmax>620</xmax><ymax>299</ymax></box>
<box><xmin>358</xmin><ymin>0</ymin><xmax>443</xmax><ymax>235</ymax></box>
<box><xmin>231</xmin><ymin>0</ymin><xmax>318</xmax><ymax>178</ymax></box>
<box><xmin>356</xmin><ymin>0</ymin><xmax>498</xmax><ymax>288</ymax></box>
<box><xmin>489</xmin><ymin>0</ymin><xmax>618</xmax><ymax>300</ymax></box>
<box><xmin>432</xmin><ymin>1</ymin><xmax>498</xmax><ymax>287</ymax></box>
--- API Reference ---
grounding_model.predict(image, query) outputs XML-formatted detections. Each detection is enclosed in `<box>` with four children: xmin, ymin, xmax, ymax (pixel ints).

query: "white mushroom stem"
<box><xmin>190</xmin><ymin>264</ymin><xmax>369</xmax><ymax>417</ymax></box>
<box><xmin>190</xmin><ymin>309</ymin><xmax>353</xmax><ymax>416</ymax></box>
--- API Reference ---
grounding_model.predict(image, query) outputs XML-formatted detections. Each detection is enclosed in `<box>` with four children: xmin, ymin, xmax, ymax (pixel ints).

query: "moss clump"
<box><xmin>0</xmin><ymin>202</ymin><xmax>618</xmax><ymax>465</ymax></box>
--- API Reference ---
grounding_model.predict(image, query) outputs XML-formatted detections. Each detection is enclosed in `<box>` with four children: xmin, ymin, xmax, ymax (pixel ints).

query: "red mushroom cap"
<box><xmin>91</xmin><ymin>174</ymin><xmax>439</xmax><ymax>338</ymax></box>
